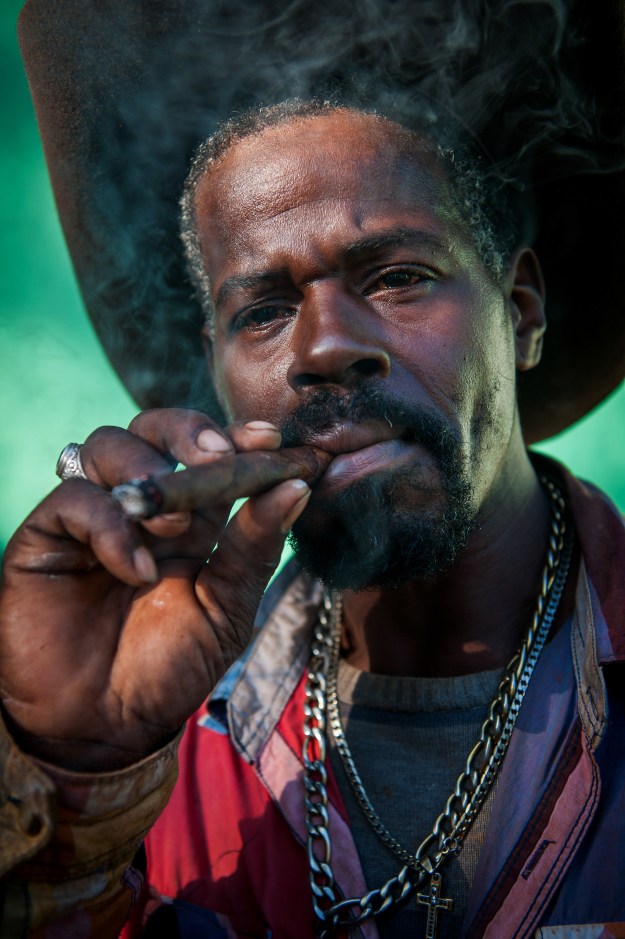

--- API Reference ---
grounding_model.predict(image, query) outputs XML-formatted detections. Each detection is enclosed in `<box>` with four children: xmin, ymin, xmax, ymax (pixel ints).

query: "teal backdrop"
<box><xmin>1</xmin><ymin>2</ymin><xmax>623</xmax><ymax>557</ymax></box>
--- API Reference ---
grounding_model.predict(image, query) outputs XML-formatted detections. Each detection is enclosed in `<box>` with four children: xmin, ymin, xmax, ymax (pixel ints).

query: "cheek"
<box><xmin>389</xmin><ymin>298</ymin><xmax>479</xmax><ymax>420</ymax></box>
<box><xmin>463</xmin><ymin>304</ymin><xmax>518</xmax><ymax>459</ymax></box>
<box><xmin>393</xmin><ymin>286</ymin><xmax>516</xmax><ymax>457</ymax></box>
<box><xmin>213</xmin><ymin>344</ymin><xmax>290</xmax><ymax>424</ymax></box>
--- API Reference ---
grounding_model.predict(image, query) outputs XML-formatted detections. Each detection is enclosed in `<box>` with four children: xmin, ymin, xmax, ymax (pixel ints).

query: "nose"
<box><xmin>286</xmin><ymin>282</ymin><xmax>391</xmax><ymax>392</ymax></box>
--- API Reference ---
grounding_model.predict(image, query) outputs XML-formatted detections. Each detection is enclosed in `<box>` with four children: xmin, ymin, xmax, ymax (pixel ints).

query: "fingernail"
<box><xmin>244</xmin><ymin>421</ymin><xmax>280</xmax><ymax>433</ymax></box>
<box><xmin>280</xmin><ymin>482</ymin><xmax>311</xmax><ymax>532</ymax></box>
<box><xmin>196</xmin><ymin>429</ymin><xmax>232</xmax><ymax>452</ymax></box>
<box><xmin>133</xmin><ymin>546</ymin><xmax>158</xmax><ymax>583</ymax></box>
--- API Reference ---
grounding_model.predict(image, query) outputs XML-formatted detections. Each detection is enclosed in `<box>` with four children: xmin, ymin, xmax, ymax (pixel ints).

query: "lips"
<box><xmin>304</xmin><ymin>420</ymin><xmax>408</xmax><ymax>456</ymax></box>
<box><xmin>302</xmin><ymin>420</ymin><xmax>422</xmax><ymax>495</ymax></box>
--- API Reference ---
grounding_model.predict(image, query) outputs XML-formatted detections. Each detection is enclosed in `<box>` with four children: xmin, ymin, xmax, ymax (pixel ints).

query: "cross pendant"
<box><xmin>417</xmin><ymin>872</ymin><xmax>453</xmax><ymax>939</ymax></box>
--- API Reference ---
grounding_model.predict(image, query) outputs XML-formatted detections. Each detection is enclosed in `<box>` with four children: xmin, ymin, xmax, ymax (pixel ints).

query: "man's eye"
<box><xmin>372</xmin><ymin>269</ymin><xmax>426</xmax><ymax>290</ymax></box>
<box><xmin>236</xmin><ymin>305</ymin><xmax>293</xmax><ymax>331</ymax></box>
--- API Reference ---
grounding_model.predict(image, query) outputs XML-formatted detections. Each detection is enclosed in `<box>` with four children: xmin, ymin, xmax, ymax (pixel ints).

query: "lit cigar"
<box><xmin>111</xmin><ymin>446</ymin><xmax>333</xmax><ymax>520</ymax></box>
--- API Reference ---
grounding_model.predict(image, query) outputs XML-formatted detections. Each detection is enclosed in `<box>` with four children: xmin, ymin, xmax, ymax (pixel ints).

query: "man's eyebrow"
<box><xmin>342</xmin><ymin>228</ymin><xmax>447</xmax><ymax>262</ymax></box>
<box><xmin>215</xmin><ymin>271</ymin><xmax>286</xmax><ymax>312</ymax></box>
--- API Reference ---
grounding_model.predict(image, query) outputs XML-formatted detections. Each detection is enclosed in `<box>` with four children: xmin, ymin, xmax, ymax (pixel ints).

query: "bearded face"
<box><xmin>196</xmin><ymin>110</ymin><xmax>536</xmax><ymax>592</ymax></box>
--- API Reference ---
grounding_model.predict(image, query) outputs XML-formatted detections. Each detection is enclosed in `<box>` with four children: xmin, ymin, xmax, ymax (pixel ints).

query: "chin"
<box><xmin>289</xmin><ymin>469</ymin><xmax>476</xmax><ymax>591</ymax></box>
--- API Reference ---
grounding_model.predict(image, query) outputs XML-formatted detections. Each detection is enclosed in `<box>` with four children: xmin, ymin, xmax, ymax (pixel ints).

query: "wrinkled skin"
<box><xmin>0</xmin><ymin>111</ymin><xmax>551</xmax><ymax>770</ymax></box>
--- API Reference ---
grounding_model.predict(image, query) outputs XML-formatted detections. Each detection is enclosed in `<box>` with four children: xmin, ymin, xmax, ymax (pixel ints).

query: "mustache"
<box><xmin>280</xmin><ymin>386</ymin><xmax>461</xmax><ymax>469</ymax></box>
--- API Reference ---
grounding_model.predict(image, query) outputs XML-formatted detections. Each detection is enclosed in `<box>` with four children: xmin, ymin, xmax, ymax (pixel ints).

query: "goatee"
<box><xmin>280</xmin><ymin>386</ymin><xmax>477</xmax><ymax>591</ymax></box>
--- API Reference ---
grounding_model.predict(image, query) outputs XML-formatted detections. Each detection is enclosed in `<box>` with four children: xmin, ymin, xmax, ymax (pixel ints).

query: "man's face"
<box><xmin>194</xmin><ymin>111</ymin><xmax>528</xmax><ymax>589</ymax></box>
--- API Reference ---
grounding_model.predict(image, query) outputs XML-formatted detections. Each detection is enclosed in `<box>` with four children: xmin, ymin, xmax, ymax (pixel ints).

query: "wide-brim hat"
<box><xmin>18</xmin><ymin>0</ymin><xmax>625</xmax><ymax>443</ymax></box>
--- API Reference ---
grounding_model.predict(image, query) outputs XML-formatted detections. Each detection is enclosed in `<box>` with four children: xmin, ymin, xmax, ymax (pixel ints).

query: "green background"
<box><xmin>1</xmin><ymin>1</ymin><xmax>623</xmax><ymax>558</ymax></box>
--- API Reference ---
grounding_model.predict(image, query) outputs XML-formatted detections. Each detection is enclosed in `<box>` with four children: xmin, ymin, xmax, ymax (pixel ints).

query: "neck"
<box><xmin>339</xmin><ymin>450</ymin><xmax>573</xmax><ymax>678</ymax></box>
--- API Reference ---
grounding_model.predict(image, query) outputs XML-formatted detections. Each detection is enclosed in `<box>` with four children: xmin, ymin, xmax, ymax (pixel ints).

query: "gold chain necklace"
<box><xmin>303</xmin><ymin>477</ymin><xmax>573</xmax><ymax>937</ymax></box>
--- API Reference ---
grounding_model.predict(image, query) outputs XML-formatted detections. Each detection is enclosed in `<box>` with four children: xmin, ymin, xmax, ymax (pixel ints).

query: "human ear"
<box><xmin>505</xmin><ymin>247</ymin><xmax>546</xmax><ymax>372</ymax></box>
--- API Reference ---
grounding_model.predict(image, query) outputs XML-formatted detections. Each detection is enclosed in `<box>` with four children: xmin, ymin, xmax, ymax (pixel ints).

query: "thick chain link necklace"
<box><xmin>303</xmin><ymin>477</ymin><xmax>573</xmax><ymax>937</ymax></box>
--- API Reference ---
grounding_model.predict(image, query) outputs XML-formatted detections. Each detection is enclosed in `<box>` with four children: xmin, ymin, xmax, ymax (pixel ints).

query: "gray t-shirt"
<box><xmin>329</xmin><ymin>658</ymin><xmax>504</xmax><ymax>938</ymax></box>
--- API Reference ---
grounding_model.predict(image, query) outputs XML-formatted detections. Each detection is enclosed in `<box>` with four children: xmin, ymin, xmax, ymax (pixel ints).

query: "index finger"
<box><xmin>112</xmin><ymin>447</ymin><xmax>333</xmax><ymax>519</ymax></box>
<box><xmin>127</xmin><ymin>408</ymin><xmax>234</xmax><ymax>467</ymax></box>
<box><xmin>128</xmin><ymin>410</ymin><xmax>284</xmax><ymax>468</ymax></box>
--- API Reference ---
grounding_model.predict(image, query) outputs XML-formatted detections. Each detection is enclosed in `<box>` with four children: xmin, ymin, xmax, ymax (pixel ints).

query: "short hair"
<box><xmin>180</xmin><ymin>98</ymin><xmax>520</xmax><ymax>326</ymax></box>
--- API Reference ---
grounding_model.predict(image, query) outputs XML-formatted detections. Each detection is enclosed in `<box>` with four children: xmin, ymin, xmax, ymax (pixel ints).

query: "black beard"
<box><xmin>280</xmin><ymin>386</ymin><xmax>477</xmax><ymax>591</ymax></box>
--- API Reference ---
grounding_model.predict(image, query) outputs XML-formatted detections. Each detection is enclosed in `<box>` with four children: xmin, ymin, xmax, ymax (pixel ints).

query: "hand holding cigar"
<box><xmin>112</xmin><ymin>446</ymin><xmax>333</xmax><ymax>519</ymax></box>
<box><xmin>0</xmin><ymin>411</ymin><xmax>335</xmax><ymax>773</ymax></box>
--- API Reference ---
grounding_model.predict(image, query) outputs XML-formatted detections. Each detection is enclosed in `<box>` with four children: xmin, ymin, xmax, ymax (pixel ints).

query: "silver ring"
<box><xmin>56</xmin><ymin>442</ymin><xmax>87</xmax><ymax>481</ymax></box>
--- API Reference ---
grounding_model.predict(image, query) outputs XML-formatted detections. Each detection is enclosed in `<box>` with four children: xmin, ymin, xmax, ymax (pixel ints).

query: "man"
<box><xmin>1</xmin><ymin>95</ymin><xmax>625</xmax><ymax>939</ymax></box>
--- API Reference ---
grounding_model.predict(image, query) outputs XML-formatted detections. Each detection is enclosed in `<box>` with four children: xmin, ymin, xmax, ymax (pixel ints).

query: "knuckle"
<box><xmin>91</xmin><ymin>524</ymin><xmax>125</xmax><ymax>557</ymax></box>
<box><xmin>127</xmin><ymin>408</ymin><xmax>162</xmax><ymax>435</ymax></box>
<box><xmin>81</xmin><ymin>427</ymin><xmax>129</xmax><ymax>469</ymax></box>
<box><xmin>52</xmin><ymin>477</ymin><xmax>104</xmax><ymax>509</ymax></box>
<box><xmin>83</xmin><ymin>425</ymin><xmax>125</xmax><ymax>446</ymax></box>
<box><xmin>81</xmin><ymin>427</ymin><xmax>132</xmax><ymax>484</ymax></box>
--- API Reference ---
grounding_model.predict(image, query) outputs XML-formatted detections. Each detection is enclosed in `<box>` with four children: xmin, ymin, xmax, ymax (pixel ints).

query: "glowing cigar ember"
<box><xmin>111</xmin><ymin>446</ymin><xmax>332</xmax><ymax>520</ymax></box>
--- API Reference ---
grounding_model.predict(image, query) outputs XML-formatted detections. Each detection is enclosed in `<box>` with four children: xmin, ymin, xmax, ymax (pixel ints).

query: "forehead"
<box><xmin>194</xmin><ymin>111</ymin><xmax>471</xmax><ymax>280</ymax></box>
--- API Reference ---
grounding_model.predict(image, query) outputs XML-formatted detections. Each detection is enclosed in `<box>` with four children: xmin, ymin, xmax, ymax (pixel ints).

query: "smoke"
<box><xmin>22</xmin><ymin>0</ymin><xmax>625</xmax><ymax>420</ymax></box>
<box><xmin>112</xmin><ymin>0</ymin><xmax>621</xmax><ymax>181</ymax></box>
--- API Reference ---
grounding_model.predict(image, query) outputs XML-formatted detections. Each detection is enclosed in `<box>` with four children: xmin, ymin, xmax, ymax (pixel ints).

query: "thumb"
<box><xmin>195</xmin><ymin>479</ymin><xmax>310</xmax><ymax>659</ymax></box>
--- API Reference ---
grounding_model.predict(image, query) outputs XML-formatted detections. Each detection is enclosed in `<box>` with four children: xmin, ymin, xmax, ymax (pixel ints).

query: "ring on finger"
<box><xmin>56</xmin><ymin>442</ymin><xmax>88</xmax><ymax>481</ymax></box>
